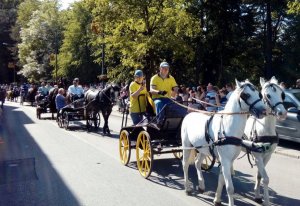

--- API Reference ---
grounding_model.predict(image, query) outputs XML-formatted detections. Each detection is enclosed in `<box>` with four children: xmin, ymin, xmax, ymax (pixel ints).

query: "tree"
<box><xmin>89</xmin><ymin>0</ymin><xmax>199</xmax><ymax>85</ymax></box>
<box><xmin>57</xmin><ymin>0</ymin><xmax>99</xmax><ymax>83</ymax></box>
<box><xmin>17</xmin><ymin>0</ymin><xmax>63</xmax><ymax>82</ymax></box>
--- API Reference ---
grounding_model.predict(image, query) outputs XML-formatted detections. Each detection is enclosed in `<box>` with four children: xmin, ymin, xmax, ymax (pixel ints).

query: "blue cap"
<box><xmin>134</xmin><ymin>70</ymin><xmax>143</xmax><ymax>77</ymax></box>
<box><xmin>160</xmin><ymin>61</ymin><xmax>169</xmax><ymax>68</ymax></box>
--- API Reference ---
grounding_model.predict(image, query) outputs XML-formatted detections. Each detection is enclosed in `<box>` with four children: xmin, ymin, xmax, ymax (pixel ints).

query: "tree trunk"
<box><xmin>265</xmin><ymin>1</ymin><xmax>272</xmax><ymax>78</ymax></box>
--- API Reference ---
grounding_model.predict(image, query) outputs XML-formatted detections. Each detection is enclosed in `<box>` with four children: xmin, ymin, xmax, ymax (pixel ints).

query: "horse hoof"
<box><xmin>255</xmin><ymin>198</ymin><xmax>263</xmax><ymax>204</ymax></box>
<box><xmin>185</xmin><ymin>190</ymin><xmax>193</xmax><ymax>196</ymax></box>
<box><xmin>213</xmin><ymin>201</ymin><xmax>222</xmax><ymax>206</ymax></box>
<box><xmin>198</xmin><ymin>188</ymin><xmax>205</xmax><ymax>194</ymax></box>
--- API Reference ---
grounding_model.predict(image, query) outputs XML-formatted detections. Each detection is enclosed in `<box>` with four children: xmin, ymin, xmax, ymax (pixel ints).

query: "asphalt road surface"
<box><xmin>0</xmin><ymin>101</ymin><xmax>299</xmax><ymax>206</ymax></box>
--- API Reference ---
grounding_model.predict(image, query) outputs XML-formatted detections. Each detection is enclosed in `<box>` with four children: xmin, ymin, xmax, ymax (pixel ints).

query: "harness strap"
<box><xmin>205</xmin><ymin>115</ymin><xmax>214</xmax><ymax>143</ymax></box>
<box><xmin>214</xmin><ymin>136</ymin><xmax>242</xmax><ymax>146</ymax></box>
<box><xmin>252</xmin><ymin>135</ymin><xmax>279</xmax><ymax>144</ymax></box>
<box><xmin>271</xmin><ymin>102</ymin><xmax>284</xmax><ymax>111</ymax></box>
<box><xmin>248</xmin><ymin>98</ymin><xmax>261</xmax><ymax>111</ymax></box>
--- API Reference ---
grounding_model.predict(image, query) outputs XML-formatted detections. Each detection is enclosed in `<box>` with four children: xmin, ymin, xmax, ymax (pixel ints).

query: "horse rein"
<box><xmin>168</xmin><ymin>98</ymin><xmax>249</xmax><ymax>115</ymax></box>
<box><xmin>100</xmin><ymin>86</ymin><xmax>117</xmax><ymax>104</ymax></box>
<box><xmin>238</xmin><ymin>83</ymin><xmax>262</xmax><ymax>112</ymax></box>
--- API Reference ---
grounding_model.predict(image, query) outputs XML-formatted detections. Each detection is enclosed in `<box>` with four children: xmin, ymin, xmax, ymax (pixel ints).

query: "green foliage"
<box><xmin>1</xmin><ymin>0</ymin><xmax>299</xmax><ymax>88</ymax></box>
<box><xmin>57</xmin><ymin>0</ymin><xmax>100</xmax><ymax>83</ymax></box>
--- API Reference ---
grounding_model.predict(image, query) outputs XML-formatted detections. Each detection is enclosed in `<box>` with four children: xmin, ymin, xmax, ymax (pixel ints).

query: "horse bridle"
<box><xmin>101</xmin><ymin>85</ymin><xmax>116</xmax><ymax>104</ymax></box>
<box><xmin>239</xmin><ymin>83</ymin><xmax>262</xmax><ymax>111</ymax></box>
<box><xmin>262</xmin><ymin>83</ymin><xmax>285</xmax><ymax>111</ymax></box>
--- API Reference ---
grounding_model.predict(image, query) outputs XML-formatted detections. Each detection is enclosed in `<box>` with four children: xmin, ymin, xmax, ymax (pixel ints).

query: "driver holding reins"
<box><xmin>150</xmin><ymin>61</ymin><xmax>179</xmax><ymax>121</ymax></box>
<box><xmin>67</xmin><ymin>78</ymin><xmax>84</xmax><ymax>102</ymax></box>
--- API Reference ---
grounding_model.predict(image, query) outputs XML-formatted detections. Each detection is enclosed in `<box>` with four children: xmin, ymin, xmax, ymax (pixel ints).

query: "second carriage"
<box><xmin>119</xmin><ymin>98</ymin><xmax>216</xmax><ymax>178</ymax></box>
<box><xmin>57</xmin><ymin>97</ymin><xmax>101</xmax><ymax>130</ymax></box>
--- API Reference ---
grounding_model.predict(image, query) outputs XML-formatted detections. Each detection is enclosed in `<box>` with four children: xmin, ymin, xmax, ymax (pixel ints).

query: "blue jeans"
<box><xmin>130</xmin><ymin>112</ymin><xmax>144</xmax><ymax>125</ymax></box>
<box><xmin>153</xmin><ymin>98</ymin><xmax>172</xmax><ymax>122</ymax></box>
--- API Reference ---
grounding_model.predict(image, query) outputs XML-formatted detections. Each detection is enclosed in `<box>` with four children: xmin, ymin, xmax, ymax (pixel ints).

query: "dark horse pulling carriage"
<box><xmin>57</xmin><ymin>84</ymin><xmax>120</xmax><ymax>133</ymax></box>
<box><xmin>36</xmin><ymin>88</ymin><xmax>58</xmax><ymax>119</ymax></box>
<box><xmin>20</xmin><ymin>87</ymin><xmax>37</xmax><ymax>106</ymax></box>
<box><xmin>119</xmin><ymin>99</ymin><xmax>216</xmax><ymax>178</ymax></box>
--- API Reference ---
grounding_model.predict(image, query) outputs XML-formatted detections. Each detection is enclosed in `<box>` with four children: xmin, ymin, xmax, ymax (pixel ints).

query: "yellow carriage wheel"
<box><xmin>172</xmin><ymin>149</ymin><xmax>183</xmax><ymax>160</ymax></box>
<box><xmin>136</xmin><ymin>131</ymin><xmax>153</xmax><ymax>178</ymax></box>
<box><xmin>201</xmin><ymin>154</ymin><xmax>215</xmax><ymax>171</ymax></box>
<box><xmin>119</xmin><ymin>130</ymin><xmax>131</xmax><ymax>165</ymax></box>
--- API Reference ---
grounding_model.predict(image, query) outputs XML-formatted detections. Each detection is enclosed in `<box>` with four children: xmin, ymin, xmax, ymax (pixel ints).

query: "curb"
<box><xmin>274</xmin><ymin>150</ymin><xmax>300</xmax><ymax>159</ymax></box>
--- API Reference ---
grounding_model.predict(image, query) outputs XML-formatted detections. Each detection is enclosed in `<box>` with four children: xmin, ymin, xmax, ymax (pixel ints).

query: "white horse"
<box><xmin>181</xmin><ymin>79</ymin><xmax>267</xmax><ymax>206</ymax></box>
<box><xmin>244</xmin><ymin>77</ymin><xmax>287</xmax><ymax>205</ymax></box>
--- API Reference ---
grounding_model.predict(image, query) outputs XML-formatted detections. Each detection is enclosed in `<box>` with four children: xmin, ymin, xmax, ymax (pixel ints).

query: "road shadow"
<box><xmin>0</xmin><ymin>104</ymin><xmax>81</xmax><ymax>206</ymax></box>
<box><xmin>127</xmin><ymin>156</ymin><xmax>299</xmax><ymax>206</ymax></box>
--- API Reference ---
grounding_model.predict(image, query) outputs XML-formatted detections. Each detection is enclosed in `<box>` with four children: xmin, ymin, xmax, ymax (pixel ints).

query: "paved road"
<box><xmin>0</xmin><ymin>101</ymin><xmax>299</xmax><ymax>206</ymax></box>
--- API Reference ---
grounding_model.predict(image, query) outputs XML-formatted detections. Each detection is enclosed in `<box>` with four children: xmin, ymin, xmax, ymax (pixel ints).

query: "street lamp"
<box><xmin>8</xmin><ymin>62</ymin><xmax>16</xmax><ymax>82</ymax></box>
<box><xmin>2</xmin><ymin>42</ymin><xmax>17</xmax><ymax>83</ymax></box>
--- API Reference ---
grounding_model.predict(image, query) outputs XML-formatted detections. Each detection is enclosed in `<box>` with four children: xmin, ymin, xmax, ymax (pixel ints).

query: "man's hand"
<box><xmin>158</xmin><ymin>90</ymin><xmax>167</xmax><ymax>95</ymax></box>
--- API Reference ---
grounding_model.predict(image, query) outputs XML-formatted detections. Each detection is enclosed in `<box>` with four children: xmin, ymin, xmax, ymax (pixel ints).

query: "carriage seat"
<box><xmin>66</xmin><ymin>98</ymin><xmax>85</xmax><ymax>109</ymax></box>
<box><xmin>155</xmin><ymin>102</ymin><xmax>188</xmax><ymax>131</ymax></box>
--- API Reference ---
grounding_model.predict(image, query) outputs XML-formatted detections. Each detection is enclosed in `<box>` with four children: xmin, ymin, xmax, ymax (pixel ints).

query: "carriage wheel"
<box><xmin>172</xmin><ymin>149</ymin><xmax>183</xmax><ymax>160</ymax></box>
<box><xmin>88</xmin><ymin>112</ymin><xmax>101</xmax><ymax>129</ymax></box>
<box><xmin>57</xmin><ymin>114</ymin><xmax>63</xmax><ymax>128</ymax></box>
<box><xmin>94</xmin><ymin>112</ymin><xmax>101</xmax><ymax>128</ymax></box>
<box><xmin>20</xmin><ymin>96</ymin><xmax>24</xmax><ymax>105</ymax></box>
<box><xmin>63</xmin><ymin>112</ymin><xmax>69</xmax><ymax>130</ymax></box>
<box><xmin>201</xmin><ymin>154</ymin><xmax>216</xmax><ymax>171</ymax></box>
<box><xmin>136</xmin><ymin>131</ymin><xmax>153</xmax><ymax>178</ymax></box>
<box><xmin>36</xmin><ymin>108</ymin><xmax>41</xmax><ymax>119</ymax></box>
<box><xmin>119</xmin><ymin>130</ymin><xmax>131</xmax><ymax>166</ymax></box>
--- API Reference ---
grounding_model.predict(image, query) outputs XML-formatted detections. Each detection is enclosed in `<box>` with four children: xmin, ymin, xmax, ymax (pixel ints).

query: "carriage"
<box><xmin>57</xmin><ymin>98</ymin><xmax>101</xmax><ymax>130</ymax></box>
<box><xmin>118</xmin><ymin>98</ymin><xmax>216</xmax><ymax>178</ymax></box>
<box><xmin>36</xmin><ymin>95</ymin><xmax>57</xmax><ymax>119</ymax></box>
<box><xmin>20</xmin><ymin>87</ymin><xmax>37</xmax><ymax>106</ymax></box>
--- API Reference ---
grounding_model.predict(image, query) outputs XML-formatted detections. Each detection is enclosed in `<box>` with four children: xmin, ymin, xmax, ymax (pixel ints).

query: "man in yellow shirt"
<box><xmin>129</xmin><ymin>70</ymin><xmax>147</xmax><ymax>124</ymax></box>
<box><xmin>150</xmin><ymin>62</ymin><xmax>178</xmax><ymax>119</ymax></box>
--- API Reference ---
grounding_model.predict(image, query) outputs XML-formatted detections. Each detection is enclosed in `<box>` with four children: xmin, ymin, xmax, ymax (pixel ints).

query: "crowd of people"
<box><xmin>2</xmin><ymin>66</ymin><xmax>300</xmax><ymax>126</ymax></box>
<box><xmin>122</xmin><ymin>62</ymin><xmax>300</xmax><ymax>125</ymax></box>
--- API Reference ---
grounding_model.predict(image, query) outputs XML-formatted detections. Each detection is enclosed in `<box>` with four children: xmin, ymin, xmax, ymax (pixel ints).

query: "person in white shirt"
<box><xmin>67</xmin><ymin>78</ymin><xmax>84</xmax><ymax>102</ymax></box>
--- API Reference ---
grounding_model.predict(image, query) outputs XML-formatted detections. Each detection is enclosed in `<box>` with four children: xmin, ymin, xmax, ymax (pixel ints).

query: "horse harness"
<box><xmin>96</xmin><ymin>86</ymin><xmax>115</xmax><ymax>105</ymax></box>
<box><xmin>248</xmin><ymin>117</ymin><xmax>278</xmax><ymax>143</ymax></box>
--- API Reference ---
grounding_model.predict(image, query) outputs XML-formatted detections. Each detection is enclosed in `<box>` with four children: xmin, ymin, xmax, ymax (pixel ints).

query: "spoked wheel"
<box><xmin>119</xmin><ymin>130</ymin><xmax>131</xmax><ymax>165</ymax></box>
<box><xmin>63</xmin><ymin>112</ymin><xmax>69</xmax><ymax>130</ymax></box>
<box><xmin>36</xmin><ymin>108</ymin><xmax>41</xmax><ymax>119</ymax></box>
<box><xmin>57</xmin><ymin>113</ymin><xmax>63</xmax><ymax>128</ymax></box>
<box><xmin>88</xmin><ymin>112</ymin><xmax>101</xmax><ymax>129</ymax></box>
<box><xmin>172</xmin><ymin>149</ymin><xmax>183</xmax><ymax>160</ymax></box>
<box><xmin>136</xmin><ymin>131</ymin><xmax>153</xmax><ymax>178</ymax></box>
<box><xmin>20</xmin><ymin>96</ymin><xmax>24</xmax><ymax>105</ymax></box>
<box><xmin>201</xmin><ymin>154</ymin><xmax>216</xmax><ymax>171</ymax></box>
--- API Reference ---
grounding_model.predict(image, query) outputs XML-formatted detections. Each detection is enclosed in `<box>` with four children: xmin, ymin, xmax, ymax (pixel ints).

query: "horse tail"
<box><xmin>187</xmin><ymin>149</ymin><xmax>197</xmax><ymax>165</ymax></box>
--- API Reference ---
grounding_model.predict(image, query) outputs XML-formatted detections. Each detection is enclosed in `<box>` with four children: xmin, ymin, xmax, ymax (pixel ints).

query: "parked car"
<box><xmin>276</xmin><ymin>89</ymin><xmax>300</xmax><ymax>143</ymax></box>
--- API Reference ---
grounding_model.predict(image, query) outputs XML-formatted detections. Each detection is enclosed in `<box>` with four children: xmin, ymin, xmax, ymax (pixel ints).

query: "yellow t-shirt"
<box><xmin>129</xmin><ymin>81</ymin><xmax>147</xmax><ymax>113</ymax></box>
<box><xmin>150</xmin><ymin>74</ymin><xmax>178</xmax><ymax>99</ymax></box>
